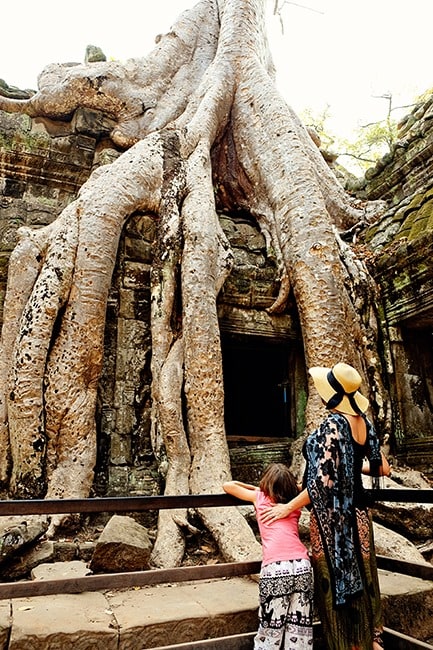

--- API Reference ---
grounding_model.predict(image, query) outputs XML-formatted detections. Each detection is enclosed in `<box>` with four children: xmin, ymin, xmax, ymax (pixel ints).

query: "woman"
<box><xmin>223</xmin><ymin>463</ymin><xmax>314</xmax><ymax>649</ymax></box>
<box><xmin>261</xmin><ymin>362</ymin><xmax>390</xmax><ymax>650</ymax></box>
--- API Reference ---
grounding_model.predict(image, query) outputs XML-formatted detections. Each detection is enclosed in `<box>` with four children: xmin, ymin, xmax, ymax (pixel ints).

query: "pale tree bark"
<box><xmin>0</xmin><ymin>0</ymin><xmax>386</xmax><ymax>561</ymax></box>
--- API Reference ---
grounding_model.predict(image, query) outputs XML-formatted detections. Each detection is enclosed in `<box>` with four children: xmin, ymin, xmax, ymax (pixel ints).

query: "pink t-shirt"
<box><xmin>255</xmin><ymin>490</ymin><xmax>309</xmax><ymax>567</ymax></box>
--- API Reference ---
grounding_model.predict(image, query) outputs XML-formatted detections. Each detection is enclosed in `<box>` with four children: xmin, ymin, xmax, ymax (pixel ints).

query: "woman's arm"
<box><xmin>260</xmin><ymin>487</ymin><xmax>311</xmax><ymax>522</ymax></box>
<box><xmin>223</xmin><ymin>480</ymin><xmax>258</xmax><ymax>503</ymax></box>
<box><xmin>362</xmin><ymin>451</ymin><xmax>391</xmax><ymax>477</ymax></box>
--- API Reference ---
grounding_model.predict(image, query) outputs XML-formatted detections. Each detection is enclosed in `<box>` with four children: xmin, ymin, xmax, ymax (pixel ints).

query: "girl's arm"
<box><xmin>223</xmin><ymin>480</ymin><xmax>258</xmax><ymax>504</ymax></box>
<box><xmin>260</xmin><ymin>487</ymin><xmax>311</xmax><ymax>522</ymax></box>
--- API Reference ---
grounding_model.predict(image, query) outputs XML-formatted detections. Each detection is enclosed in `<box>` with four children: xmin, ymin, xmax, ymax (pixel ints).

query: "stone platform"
<box><xmin>0</xmin><ymin>570</ymin><xmax>432</xmax><ymax>649</ymax></box>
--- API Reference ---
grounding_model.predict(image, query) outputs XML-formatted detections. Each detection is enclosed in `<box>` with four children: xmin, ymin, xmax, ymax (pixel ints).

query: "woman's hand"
<box><xmin>261</xmin><ymin>488</ymin><xmax>311</xmax><ymax>522</ymax></box>
<box><xmin>362</xmin><ymin>451</ymin><xmax>392</xmax><ymax>477</ymax></box>
<box><xmin>260</xmin><ymin>502</ymin><xmax>292</xmax><ymax>522</ymax></box>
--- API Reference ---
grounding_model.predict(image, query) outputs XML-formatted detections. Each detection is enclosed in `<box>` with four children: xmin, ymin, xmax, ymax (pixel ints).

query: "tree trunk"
<box><xmin>0</xmin><ymin>0</ymin><xmax>386</xmax><ymax>562</ymax></box>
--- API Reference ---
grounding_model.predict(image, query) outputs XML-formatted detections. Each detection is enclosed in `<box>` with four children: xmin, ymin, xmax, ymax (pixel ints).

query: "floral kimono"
<box><xmin>303</xmin><ymin>412</ymin><xmax>384</xmax><ymax>649</ymax></box>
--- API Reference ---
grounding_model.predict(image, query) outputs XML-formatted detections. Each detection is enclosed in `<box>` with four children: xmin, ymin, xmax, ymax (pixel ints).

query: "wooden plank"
<box><xmin>0</xmin><ymin>561</ymin><xmax>261</xmax><ymax>600</ymax></box>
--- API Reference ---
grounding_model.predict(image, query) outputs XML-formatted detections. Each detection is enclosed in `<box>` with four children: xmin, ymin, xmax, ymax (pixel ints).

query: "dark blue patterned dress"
<box><xmin>303</xmin><ymin>412</ymin><xmax>384</xmax><ymax>649</ymax></box>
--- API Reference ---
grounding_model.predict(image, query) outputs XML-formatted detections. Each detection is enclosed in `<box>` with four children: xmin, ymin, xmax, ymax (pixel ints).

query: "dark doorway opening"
<box><xmin>222</xmin><ymin>335</ymin><xmax>293</xmax><ymax>444</ymax></box>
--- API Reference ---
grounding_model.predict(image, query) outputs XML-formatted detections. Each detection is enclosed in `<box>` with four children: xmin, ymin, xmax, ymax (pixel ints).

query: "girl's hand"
<box><xmin>260</xmin><ymin>502</ymin><xmax>292</xmax><ymax>522</ymax></box>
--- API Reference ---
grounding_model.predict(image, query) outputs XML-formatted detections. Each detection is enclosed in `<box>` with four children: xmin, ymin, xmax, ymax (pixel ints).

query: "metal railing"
<box><xmin>0</xmin><ymin>488</ymin><xmax>432</xmax><ymax>648</ymax></box>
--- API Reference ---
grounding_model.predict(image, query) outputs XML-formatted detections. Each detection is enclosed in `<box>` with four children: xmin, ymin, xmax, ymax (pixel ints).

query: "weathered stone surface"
<box><xmin>72</xmin><ymin>108</ymin><xmax>115</xmax><ymax>138</ymax></box>
<box><xmin>356</xmin><ymin>94</ymin><xmax>433</xmax><ymax>477</ymax></box>
<box><xmin>359</xmin><ymin>95</ymin><xmax>433</xmax><ymax>206</ymax></box>
<box><xmin>51</xmin><ymin>541</ymin><xmax>80</xmax><ymax>563</ymax></box>
<box><xmin>31</xmin><ymin>560</ymin><xmax>90</xmax><ymax>581</ymax></box>
<box><xmin>372</xmin><ymin>233</ymin><xmax>433</xmax><ymax>327</ymax></box>
<box><xmin>371</xmin><ymin>486</ymin><xmax>433</xmax><ymax>543</ymax></box>
<box><xmin>380</xmin><ymin>570</ymin><xmax>433</xmax><ymax>642</ymax></box>
<box><xmin>0</xmin><ymin>573</ymin><xmax>432</xmax><ymax>648</ymax></box>
<box><xmin>229</xmin><ymin>442</ymin><xmax>292</xmax><ymax>487</ymax></box>
<box><xmin>218</xmin><ymin>304</ymin><xmax>298</xmax><ymax>340</ymax></box>
<box><xmin>75</xmin><ymin>542</ymin><xmax>95</xmax><ymax>562</ymax></box>
<box><xmin>0</xmin><ymin>517</ymin><xmax>48</xmax><ymax>566</ymax></box>
<box><xmin>391</xmin><ymin>467</ymin><xmax>433</xmax><ymax>490</ymax></box>
<box><xmin>0</xmin><ymin>600</ymin><xmax>11</xmax><ymax>650</ymax></box>
<box><xmin>0</xmin><ymin>80</ymin><xmax>33</xmax><ymax>99</ymax></box>
<box><xmin>365</xmin><ymin>476</ymin><xmax>433</xmax><ymax>543</ymax></box>
<box><xmin>1</xmin><ymin>542</ymin><xmax>54</xmax><ymax>581</ymax></box>
<box><xmin>0</xmin><ymin>539</ymin><xmax>97</xmax><ymax>582</ymax></box>
<box><xmin>106</xmin><ymin>577</ymin><xmax>258</xmax><ymax>649</ymax></box>
<box><xmin>8</xmin><ymin>592</ymin><xmax>117</xmax><ymax>650</ymax></box>
<box><xmin>85</xmin><ymin>45</ymin><xmax>107</xmax><ymax>64</ymax></box>
<box><xmin>89</xmin><ymin>515</ymin><xmax>152</xmax><ymax>573</ymax></box>
<box><xmin>373</xmin><ymin>522</ymin><xmax>431</xmax><ymax>565</ymax></box>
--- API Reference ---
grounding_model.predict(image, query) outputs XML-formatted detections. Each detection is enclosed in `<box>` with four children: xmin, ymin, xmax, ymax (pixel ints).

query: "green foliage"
<box><xmin>300</xmin><ymin>105</ymin><xmax>399</xmax><ymax>177</ymax></box>
<box><xmin>300</xmin><ymin>105</ymin><xmax>335</xmax><ymax>150</ymax></box>
<box><xmin>338</xmin><ymin>118</ymin><xmax>398</xmax><ymax>172</ymax></box>
<box><xmin>415</xmin><ymin>87</ymin><xmax>433</xmax><ymax>103</ymax></box>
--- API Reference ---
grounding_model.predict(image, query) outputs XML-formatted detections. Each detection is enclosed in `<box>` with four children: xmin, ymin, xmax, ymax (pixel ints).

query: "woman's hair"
<box><xmin>259</xmin><ymin>463</ymin><xmax>298</xmax><ymax>504</ymax></box>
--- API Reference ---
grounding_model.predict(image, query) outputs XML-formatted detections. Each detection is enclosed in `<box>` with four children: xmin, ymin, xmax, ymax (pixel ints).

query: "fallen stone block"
<box><xmin>1</xmin><ymin>542</ymin><xmax>54</xmax><ymax>581</ymax></box>
<box><xmin>90</xmin><ymin>515</ymin><xmax>152</xmax><ymax>573</ymax></box>
<box><xmin>0</xmin><ymin>517</ymin><xmax>48</xmax><ymax>566</ymax></box>
<box><xmin>374</xmin><ymin>522</ymin><xmax>432</xmax><ymax>565</ymax></box>
<box><xmin>31</xmin><ymin>560</ymin><xmax>90</xmax><ymax>581</ymax></box>
<box><xmin>380</xmin><ymin>569</ymin><xmax>433</xmax><ymax>643</ymax></box>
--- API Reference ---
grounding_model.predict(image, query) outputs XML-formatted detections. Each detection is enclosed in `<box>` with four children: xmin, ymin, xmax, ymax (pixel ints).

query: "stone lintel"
<box><xmin>217</xmin><ymin>304</ymin><xmax>299</xmax><ymax>340</ymax></box>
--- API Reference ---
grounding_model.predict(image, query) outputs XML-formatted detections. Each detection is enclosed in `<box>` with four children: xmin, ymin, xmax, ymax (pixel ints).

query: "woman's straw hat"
<box><xmin>308</xmin><ymin>362</ymin><xmax>369</xmax><ymax>416</ymax></box>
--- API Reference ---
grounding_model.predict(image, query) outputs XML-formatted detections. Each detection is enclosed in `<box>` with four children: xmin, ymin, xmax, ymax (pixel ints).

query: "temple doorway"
<box><xmin>221</xmin><ymin>334</ymin><xmax>302</xmax><ymax>445</ymax></box>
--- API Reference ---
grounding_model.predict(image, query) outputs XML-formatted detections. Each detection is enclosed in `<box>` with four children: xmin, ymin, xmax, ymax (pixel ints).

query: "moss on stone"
<box><xmin>0</xmin><ymin>129</ymin><xmax>50</xmax><ymax>152</ymax></box>
<box><xmin>398</xmin><ymin>210</ymin><xmax>418</xmax><ymax>239</ymax></box>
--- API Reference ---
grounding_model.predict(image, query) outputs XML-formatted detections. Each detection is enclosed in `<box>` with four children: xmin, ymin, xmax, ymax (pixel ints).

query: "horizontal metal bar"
<box><xmin>0</xmin><ymin>560</ymin><xmax>261</xmax><ymax>600</ymax></box>
<box><xmin>383</xmin><ymin>627</ymin><xmax>433</xmax><ymax>649</ymax></box>
<box><xmin>367</xmin><ymin>488</ymin><xmax>433</xmax><ymax>503</ymax></box>
<box><xmin>0</xmin><ymin>488</ymin><xmax>431</xmax><ymax>517</ymax></box>
<box><xmin>152</xmin><ymin>632</ymin><xmax>255</xmax><ymax>650</ymax></box>
<box><xmin>151</xmin><ymin>625</ymin><xmax>433</xmax><ymax>650</ymax></box>
<box><xmin>0</xmin><ymin>493</ymin><xmax>244</xmax><ymax>516</ymax></box>
<box><xmin>377</xmin><ymin>555</ymin><xmax>433</xmax><ymax>581</ymax></box>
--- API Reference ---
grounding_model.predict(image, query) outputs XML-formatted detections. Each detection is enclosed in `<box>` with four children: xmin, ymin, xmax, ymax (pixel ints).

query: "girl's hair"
<box><xmin>259</xmin><ymin>463</ymin><xmax>298</xmax><ymax>504</ymax></box>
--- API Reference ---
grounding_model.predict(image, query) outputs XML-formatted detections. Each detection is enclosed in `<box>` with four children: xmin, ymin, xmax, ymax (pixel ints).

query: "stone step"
<box><xmin>0</xmin><ymin>570</ymin><xmax>432</xmax><ymax>649</ymax></box>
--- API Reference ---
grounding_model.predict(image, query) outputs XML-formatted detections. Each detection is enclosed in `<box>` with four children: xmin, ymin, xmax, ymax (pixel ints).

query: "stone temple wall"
<box><xmin>358</xmin><ymin>94</ymin><xmax>433</xmax><ymax>476</ymax></box>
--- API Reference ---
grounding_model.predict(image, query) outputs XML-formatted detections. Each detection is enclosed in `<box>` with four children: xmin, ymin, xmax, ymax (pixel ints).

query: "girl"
<box><xmin>223</xmin><ymin>463</ymin><xmax>313</xmax><ymax>649</ymax></box>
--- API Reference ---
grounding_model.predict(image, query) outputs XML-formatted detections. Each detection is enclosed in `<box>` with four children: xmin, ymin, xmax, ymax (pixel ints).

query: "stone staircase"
<box><xmin>1</xmin><ymin>569</ymin><xmax>433</xmax><ymax>649</ymax></box>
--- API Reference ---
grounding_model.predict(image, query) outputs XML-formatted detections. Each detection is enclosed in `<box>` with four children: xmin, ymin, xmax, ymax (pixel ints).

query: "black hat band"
<box><xmin>326</xmin><ymin>369</ymin><xmax>363</xmax><ymax>415</ymax></box>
